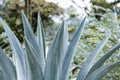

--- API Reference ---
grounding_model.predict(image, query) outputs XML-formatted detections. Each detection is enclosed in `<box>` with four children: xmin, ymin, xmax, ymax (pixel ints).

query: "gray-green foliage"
<box><xmin>73</xmin><ymin>7</ymin><xmax>120</xmax><ymax>80</ymax></box>
<box><xmin>0</xmin><ymin>32</ymin><xmax>11</xmax><ymax>56</ymax></box>
<box><xmin>0</xmin><ymin>11</ymin><xmax>120</xmax><ymax>80</ymax></box>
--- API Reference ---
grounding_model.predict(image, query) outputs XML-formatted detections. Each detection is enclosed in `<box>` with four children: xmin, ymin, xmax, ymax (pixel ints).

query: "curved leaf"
<box><xmin>77</xmin><ymin>34</ymin><xmax>111</xmax><ymax>80</ymax></box>
<box><xmin>0</xmin><ymin>68</ymin><xmax>5</xmax><ymax>80</ymax></box>
<box><xmin>0</xmin><ymin>17</ymin><xmax>28</xmax><ymax>80</ymax></box>
<box><xmin>24</xmin><ymin>38</ymin><xmax>44</xmax><ymax>80</ymax></box>
<box><xmin>0</xmin><ymin>48</ymin><xmax>17</xmax><ymax>80</ymax></box>
<box><xmin>37</xmin><ymin>12</ymin><xmax>46</xmax><ymax>62</ymax></box>
<box><xmin>62</xmin><ymin>16</ymin><xmax>86</xmax><ymax>80</ymax></box>
<box><xmin>44</xmin><ymin>21</ymin><xmax>67</xmax><ymax>80</ymax></box>
<box><xmin>21</xmin><ymin>11</ymin><xmax>45</xmax><ymax>72</ymax></box>
<box><xmin>85</xmin><ymin>62</ymin><xmax>120</xmax><ymax>80</ymax></box>
<box><xmin>87</xmin><ymin>42</ymin><xmax>120</xmax><ymax>75</ymax></box>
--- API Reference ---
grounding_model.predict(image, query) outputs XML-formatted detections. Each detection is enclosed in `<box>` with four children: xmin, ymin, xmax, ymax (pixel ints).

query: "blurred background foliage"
<box><xmin>0</xmin><ymin>0</ymin><xmax>63</xmax><ymax>56</ymax></box>
<box><xmin>1</xmin><ymin>0</ymin><xmax>120</xmax><ymax>80</ymax></box>
<box><xmin>68</xmin><ymin>0</ymin><xmax>120</xmax><ymax>80</ymax></box>
<box><xmin>0</xmin><ymin>0</ymin><xmax>63</xmax><ymax>41</ymax></box>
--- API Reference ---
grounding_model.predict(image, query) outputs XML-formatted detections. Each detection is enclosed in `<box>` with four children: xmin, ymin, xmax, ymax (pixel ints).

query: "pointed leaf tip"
<box><xmin>62</xmin><ymin>16</ymin><xmax>86</xmax><ymax>80</ymax></box>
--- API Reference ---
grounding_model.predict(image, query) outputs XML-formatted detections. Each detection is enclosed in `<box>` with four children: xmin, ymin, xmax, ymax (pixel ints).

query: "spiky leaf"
<box><xmin>87</xmin><ymin>42</ymin><xmax>120</xmax><ymax>75</ymax></box>
<box><xmin>0</xmin><ymin>18</ymin><xmax>28</xmax><ymax>80</ymax></box>
<box><xmin>44</xmin><ymin>21</ymin><xmax>67</xmax><ymax>80</ymax></box>
<box><xmin>37</xmin><ymin>12</ymin><xmax>46</xmax><ymax>60</ymax></box>
<box><xmin>21</xmin><ymin>11</ymin><xmax>45</xmax><ymax>72</ymax></box>
<box><xmin>77</xmin><ymin>33</ymin><xmax>111</xmax><ymax>80</ymax></box>
<box><xmin>0</xmin><ymin>48</ymin><xmax>17</xmax><ymax>80</ymax></box>
<box><xmin>85</xmin><ymin>62</ymin><xmax>120</xmax><ymax>80</ymax></box>
<box><xmin>24</xmin><ymin>38</ymin><xmax>44</xmax><ymax>80</ymax></box>
<box><xmin>62</xmin><ymin>16</ymin><xmax>86</xmax><ymax>80</ymax></box>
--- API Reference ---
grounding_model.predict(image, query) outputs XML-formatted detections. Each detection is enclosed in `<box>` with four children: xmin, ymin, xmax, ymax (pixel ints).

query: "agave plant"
<box><xmin>0</xmin><ymin>11</ymin><xmax>120</xmax><ymax>80</ymax></box>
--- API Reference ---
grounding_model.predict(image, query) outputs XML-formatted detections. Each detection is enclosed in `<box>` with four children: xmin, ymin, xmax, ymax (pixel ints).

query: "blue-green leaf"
<box><xmin>0</xmin><ymin>18</ymin><xmax>28</xmax><ymax>80</ymax></box>
<box><xmin>24</xmin><ymin>38</ymin><xmax>44</xmax><ymax>80</ymax></box>
<box><xmin>37</xmin><ymin>12</ymin><xmax>46</xmax><ymax>62</ymax></box>
<box><xmin>44</xmin><ymin>21</ymin><xmax>67</xmax><ymax>80</ymax></box>
<box><xmin>85</xmin><ymin>62</ymin><xmax>120</xmax><ymax>80</ymax></box>
<box><xmin>62</xmin><ymin>16</ymin><xmax>86</xmax><ymax>80</ymax></box>
<box><xmin>87</xmin><ymin>42</ymin><xmax>120</xmax><ymax>75</ymax></box>
<box><xmin>21</xmin><ymin>11</ymin><xmax>45</xmax><ymax>72</ymax></box>
<box><xmin>0</xmin><ymin>68</ymin><xmax>4</xmax><ymax>80</ymax></box>
<box><xmin>77</xmin><ymin>34</ymin><xmax>111</xmax><ymax>80</ymax></box>
<box><xmin>0</xmin><ymin>48</ymin><xmax>17</xmax><ymax>80</ymax></box>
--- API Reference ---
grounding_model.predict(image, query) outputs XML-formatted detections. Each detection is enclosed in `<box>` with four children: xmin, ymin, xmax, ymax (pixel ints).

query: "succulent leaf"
<box><xmin>0</xmin><ymin>11</ymin><xmax>120</xmax><ymax>80</ymax></box>
<box><xmin>0</xmin><ymin>17</ymin><xmax>28</xmax><ymax>80</ymax></box>
<box><xmin>62</xmin><ymin>16</ymin><xmax>86</xmax><ymax>80</ymax></box>
<box><xmin>24</xmin><ymin>38</ymin><xmax>44</xmax><ymax>80</ymax></box>
<box><xmin>21</xmin><ymin>11</ymin><xmax>45</xmax><ymax>72</ymax></box>
<box><xmin>77</xmin><ymin>33</ymin><xmax>111</xmax><ymax>80</ymax></box>
<box><xmin>44</xmin><ymin>21</ymin><xmax>67</xmax><ymax>80</ymax></box>
<box><xmin>85</xmin><ymin>62</ymin><xmax>120</xmax><ymax>80</ymax></box>
<box><xmin>0</xmin><ymin>48</ymin><xmax>17</xmax><ymax>80</ymax></box>
<box><xmin>37</xmin><ymin>12</ymin><xmax>46</xmax><ymax>59</ymax></box>
<box><xmin>87</xmin><ymin>42</ymin><xmax>120</xmax><ymax>75</ymax></box>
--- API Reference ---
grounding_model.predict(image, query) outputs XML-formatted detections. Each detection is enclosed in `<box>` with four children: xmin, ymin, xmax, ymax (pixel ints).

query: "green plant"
<box><xmin>0</xmin><ymin>12</ymin><xmax>120</xmax><ymax>80</ymax></box>
<box><xmin>0</xmin><ymin>32</ymin><xmax>11</xmax><ymax>57</ymax></box>
<box><xmin>0</xmin><ymin>0</ymin><xmax>64</xmax><ymax>42</ymax></box>
<box><xmin>72</xmin><ymin>7</ymin><xmax>120</xmax><ymax>80</ymax></box>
